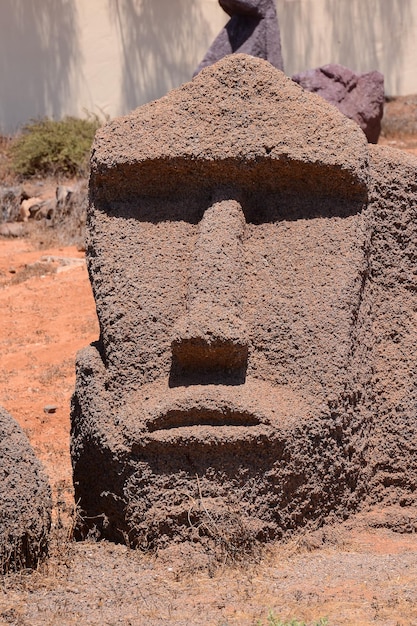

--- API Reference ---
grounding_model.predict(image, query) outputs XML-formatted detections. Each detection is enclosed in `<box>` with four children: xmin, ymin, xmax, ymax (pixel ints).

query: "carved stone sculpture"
<box><xmin>292</xmin><ymin>63</ymin><xmax>384</xmax><ymax>144</ymax></box>
<box><xmin>194</xmin><ymin>0</ymin><xmax>283</xmax><ymax>76</ymax></box>
<box><xmin>71</xmin><ymin>55</ymin><xmax>417</xmax><ymax>550</ymax></box>
<box><xmin>0</xmin><ymin>405</ymin><xmax>51</xmax><ymax>572</ymax></box>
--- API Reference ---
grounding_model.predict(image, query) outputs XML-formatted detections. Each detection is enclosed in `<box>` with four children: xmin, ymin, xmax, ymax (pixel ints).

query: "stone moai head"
<box><xmin>193</xmin><ymin>0</ymin><xmax>283</xmax><ymax>76</ymax></box>
<box><xmin>71</xmin><ymin>55</ymin><xmax>417</xmax><ymax>551</ymax></box>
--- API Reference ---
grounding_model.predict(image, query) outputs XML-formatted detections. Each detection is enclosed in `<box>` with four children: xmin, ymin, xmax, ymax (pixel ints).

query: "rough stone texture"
<box><xmin>194</xmin><ymin>0</ymin><xmax>283</xmax><ymax>77</ymax></box>
<box><xmin>0</xmin><ymin>186</ymin><xmax>27</xmax><ymax>223</ymax></box>
<box><xmin>365</xmin><ymin>145</ymin><xmax>417</xmax><ymax>509</ymax></box>
<box><xmin>92</xmin><ymin>57</ymin><xmax>369</xmax><ymax>203</ymax></box>
<box><xmin>71</xmin><ymin>55</ymin><xmax>416</xmax><ymax>550</ymax></box>
<box><xmin>0</xmin><ymin>406</ymin><xmax>51</xmax><ymax>572</ymax></box>
<box><xmin>51</xmin><ymin>179</ymin><xmax>88</xmax><ymax>242</ymax></box>
<box><xmin>292</xmin><ymin>64</ymin><xmax>384</xmax><ymax>144</ymax></box>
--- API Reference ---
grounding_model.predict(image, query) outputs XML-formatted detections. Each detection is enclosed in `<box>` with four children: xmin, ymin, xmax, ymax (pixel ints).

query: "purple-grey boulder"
<box><xmin>0</xmin><ymin>406</ymin><xmax>51</xmax><ymax>572</ymax></box>
<box><xmin>292</xmin><ymin>63</ymin><xmax>384</xmax><ymax>143</ymax></box>
<box><xmin>194</xmin><ymin>0</ymin><xmax>283</xmax><ymax>76</ymax></box>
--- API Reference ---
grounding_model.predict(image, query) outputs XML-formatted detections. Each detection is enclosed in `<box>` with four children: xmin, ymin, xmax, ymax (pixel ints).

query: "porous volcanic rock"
<box><xmin>0</xmin><ymin>186</ymin><xmax>27</xmax><ymax>223</ymax></box>
<box><xmin>194</xmin><ymin>0</ymin><xmax>283</xmax><ymax>76</ymax></box>
<box><xmin>365</xmin><ymin>145</ymin><xmax>417</xmax><ymax>508</ymax></box>
<box><xmin>71</xmin><ymin>54</ymin><xmax>416</xmax><ymax>551</ymax></box>
<box><xmin>0</xmin><ymin>406</ymin><xmax>51</xmax><ymax>572</ymax></box>
<box><xmin>292</xmin><ymin>63</ymin><xmax>384</xmax><ymax>143</ymax></box>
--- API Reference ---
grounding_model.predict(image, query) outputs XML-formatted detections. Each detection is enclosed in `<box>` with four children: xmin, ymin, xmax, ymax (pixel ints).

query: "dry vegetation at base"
<box><xmin>1</xmin><ymin>101</ymin><xmax>417</xmax><ymax>625</ymax></box>
<box><xmin>3</xmin><ymin>116</ymin><xmax>101</xmax><ymax>179</ymax></box>
<box><xmin>1</xmin><ymin>514</ymin><xmax>417</xmax><ymax>625</ymax></box>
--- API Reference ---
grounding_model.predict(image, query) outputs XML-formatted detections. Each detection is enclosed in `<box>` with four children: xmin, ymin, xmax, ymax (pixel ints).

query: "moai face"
<box><xmin>72</xmin><ymin>55</ymin><xmax>372</xmax><ymax>548</ymax></box>
<box><xmin>80</xmin><ymin>187</ymin><xmax>367</xmax><ymax>548</ymax></box>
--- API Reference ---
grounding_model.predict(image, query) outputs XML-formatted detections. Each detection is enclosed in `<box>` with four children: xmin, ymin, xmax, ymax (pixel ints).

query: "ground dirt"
<box><xmin>0</xmin><ymin>102</ymin><xmax>417</xmax><ymax>625</ymax></box>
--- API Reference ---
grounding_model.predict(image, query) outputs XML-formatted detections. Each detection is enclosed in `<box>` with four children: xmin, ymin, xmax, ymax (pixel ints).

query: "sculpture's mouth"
<box><xmin>142</xmin><ymin>405</ymin><xmax>273</xmax><ymax>447</ymax></box>
<box><xmin>148</xmin><ymin>407</ymin><xmax>260</xmax><ymax>431</ymax></box>
<box><xmin>125</xmin><ymin>378</ymin><xmax>314</xmax><ymax>449</ymax></box>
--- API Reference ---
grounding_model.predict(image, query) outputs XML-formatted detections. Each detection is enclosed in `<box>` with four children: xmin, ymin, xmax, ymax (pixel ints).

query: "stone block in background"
<box><xmin>292</xmin><ymin>63</ymin><xmax>384</xmax><ymax>143</ymax></box>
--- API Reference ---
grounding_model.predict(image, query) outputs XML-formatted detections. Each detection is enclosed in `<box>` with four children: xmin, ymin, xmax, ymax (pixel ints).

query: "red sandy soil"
<box><xmin>0</xmin><ymin>236</ymin><xmax>98</xmax><ymax>504</ymax></box>
<box><xmin>0</xmin><ymin>136</ymin><xmax>416</xmax><ymax>625</ymax></box>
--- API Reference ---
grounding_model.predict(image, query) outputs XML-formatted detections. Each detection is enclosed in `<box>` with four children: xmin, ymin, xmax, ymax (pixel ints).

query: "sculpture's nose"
<box><xmin>171</xmin><ymin>198</ymin><xmax>248</xmax><ymax>381</ymax></box>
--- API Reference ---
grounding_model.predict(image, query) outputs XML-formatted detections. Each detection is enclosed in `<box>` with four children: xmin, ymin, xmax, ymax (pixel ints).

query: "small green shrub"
<box><xmin>257</xmin><ymin>613</ymin><xmax>329</xmax><ymax>626</ymax></box>
<box><xmin>10</xmin><ymin>115</ymin><xmax>101</xmax><ymax>177</ymax></box>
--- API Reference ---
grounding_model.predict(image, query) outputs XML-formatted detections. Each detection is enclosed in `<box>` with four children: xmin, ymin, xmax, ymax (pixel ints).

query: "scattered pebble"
<box><xmin>43</xmin><ymin>405</ymin><xmax>57</xmax><ymax>414</ymax></box>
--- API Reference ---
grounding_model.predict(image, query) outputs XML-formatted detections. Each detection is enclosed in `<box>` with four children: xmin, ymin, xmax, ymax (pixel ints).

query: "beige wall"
<box><xmin>0</xmin><ymin>0</ymin><xmax>416</xmax><ymax>134</ymax></box>
<box><xmin>278</xmin><ymin>0</ymin><xmax>417</xmax><ymax>96</ymax></box>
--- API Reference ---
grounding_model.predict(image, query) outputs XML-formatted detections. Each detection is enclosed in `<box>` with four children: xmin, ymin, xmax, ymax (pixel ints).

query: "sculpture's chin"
<box><xmin>73</xmin><ymin>358</ymin><xmax>359</xmax><ymax>549</ymax></box>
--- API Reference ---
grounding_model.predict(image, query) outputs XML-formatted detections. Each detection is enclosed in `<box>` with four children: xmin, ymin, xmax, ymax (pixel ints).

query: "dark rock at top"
<box><xmin>0</xmin><ymin>405</ymin><xmax>51</xmax><ymax>572</ymax></box>
<box><xmin>194</xmin><ymin>0</ymin><xmax>283</xmax><ymax>76</ymax></box>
